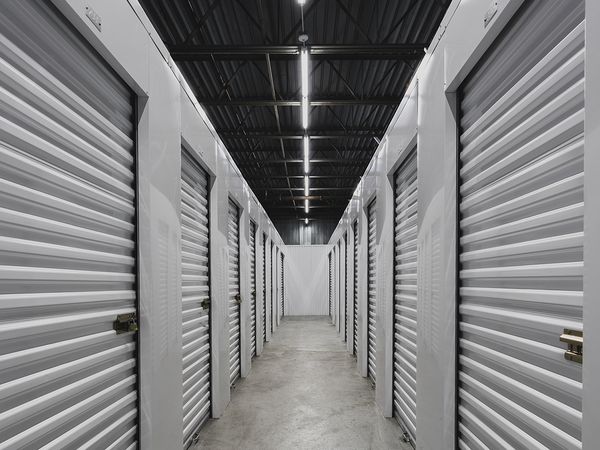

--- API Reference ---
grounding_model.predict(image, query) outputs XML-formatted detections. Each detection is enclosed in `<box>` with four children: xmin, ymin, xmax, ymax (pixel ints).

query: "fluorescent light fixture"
<box><xmin>304</xmin><ymin>175</ymin><xmax>309</xmax><ymax>196</ymax></box>
<box><xmin>301</xmin><ymin>96</ymin><xmax>309</xmax><ymax>129</ymax></box>
<box><xmin>298</xmin><ymin>0</ymin><xmax>306</xmax><ymax>4</ymax></box>
<box><xmin>305</xmin><ymin>218</ymin><xmax>309</xmax><ymax>225</ymax></box>
<box><xmin>301</xmin><ymin>49</ymin><xmax>309</xmax><ymax>97</ymax></box>
<box><xmin>303</xmin><ymin>135</ymin><xmax>310</xmax><ymax>173</ymax></box>
<box><xmin>304</xmin><ymin>199</ymin><xmax>309</xmax><ymax>213</ymax></box>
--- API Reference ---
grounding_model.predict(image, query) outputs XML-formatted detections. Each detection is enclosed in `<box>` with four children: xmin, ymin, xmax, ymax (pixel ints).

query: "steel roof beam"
<box><xmin>238</xmin><ymin>159</ymin><xmax>369</xmax><ymax>165</ymax></box>
<box><xmin>220</xmin><ymin>129</ymin><xmax>383</xmax><ymax>139</ymax></box>
<box><xmin>200</xmin><ymin>97</ymin><xmax>401</xmax><ymax>106</ymax></box>
<box><xmin>169</xmin><ymin>44</ymin><xmax>426</xmax><ymax>61</ymax></box>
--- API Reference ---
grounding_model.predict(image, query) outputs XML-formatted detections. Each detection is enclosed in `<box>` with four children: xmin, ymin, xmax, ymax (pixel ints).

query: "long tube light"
<box><xmin>301</xmin><ymin>49</ymin><xmax>309</xmax><ymax>97</ymax></box>
<box><xmin>304</xmin><ymin>175</ymin><xmax>309</xmax><ymax>196</ymax></box>
<box><xmin>301</xmin><ymin>97</ymin><xmax>309</xmax><ymax>130</ymax></box>
<box><xmin>303</xmin><ymin>135</ymin><xmax>310</xmax><ymax>173</ymax></box>
<box><xmin>301</xmin><ymin>49</ymin><xmax>309</xmax><ymax>129</ymax></box>
<box><xmin>305</xmin><ymin>198</ymin><xmax>309</xmax><ymax>213</ymax></box>
<box><xmin>305</xmin><ymin>218</ymin><xmax>309</xmax><ymax>225</ymax></box>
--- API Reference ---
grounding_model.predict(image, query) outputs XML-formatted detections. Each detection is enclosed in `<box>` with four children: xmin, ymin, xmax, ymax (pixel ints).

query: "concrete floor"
<box><xmin>194</xmin><ymin>316</ymin><xmax>410</xmax><ymax>450</ymax></box>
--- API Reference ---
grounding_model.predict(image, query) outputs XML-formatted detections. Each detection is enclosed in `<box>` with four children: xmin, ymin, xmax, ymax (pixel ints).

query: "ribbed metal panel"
<box><xmin>339</xmin><ymin>241</ymin><xmax>343</xmax><ymax>333</ymax></box>
<box><xmin>249</xmin><ymin>221</ymin><xmax>256</xmax><ymax>358</ymax></box>
<box><xmin>457</xmin><ymin>1</ymin><xmax>584</xmax><ymax>448</ymax></box>
<box><xmin>0</xmin><ymin>2</ymin><xmax>137</xmax><ymax>448</ymax></box>
<box><xmin>328</xmin><ymin>253</ymin><xmax>332</xmax><ymax>317</ymax></box>
<box><xmin>353</xmin><ymin>220</ymin><xmax>358</xmax><ymax>356</ymax></box>
<box><xmin>227</xmin><ymin>199</ymin><xmax>240</xmax><ymax>385</ymax></box>
<box><xmin>280</xmin><ymin>254</ymin><xmax>284</xmax><ymax>317</ymax></box>
<box><xmin>181</xmin><ymin>152</ymin><xmax>210</xmax><ymax>447</ymax></box>
<box><xmin>392</xmin><ymin>148</ymin><xmax>418</xmax><ymax>445</ymax></box>
<box><xmin>344</xmin><ymin>234</ymin><xmax>348</xmax><ymax>343</ymax></box>
<box><xmin>367</xmin><ymin>199</ymin><xmax>377</xmax><ymax>384</ymax></box>
<box><xmin>262</xmin><ymin>233</ymin><xmax>267</xmax><ymax>343</ymax></box>
<box><xmin>270</xmin><ymin>241</ymin><xmax>274</xmax><ymax>333</ymax></box>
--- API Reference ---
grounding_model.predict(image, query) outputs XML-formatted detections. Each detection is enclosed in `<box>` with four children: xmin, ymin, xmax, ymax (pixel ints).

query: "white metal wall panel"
<box><xmin>249</xmin><ymin>221</ymin><xmax>256</xmax><ymax>358</ymax></box>
<box><xmin>262</xmin><ymin>233</ymin><xmax>267</xmax><ymax>343</ymax></box>
<box><xmin>458</xmin><ymin>1</ymin><xmax>584</xmax><ymax>448</ymax></box>
<box><xmin>367</xmin><ymin>199</ymin><xmax>377</xmax><ymax>384</ymax></box>
<box><xmin>227</xmin><ymin>199</ymin><xmax>241</xmax><ymax>385</ymax></box>
<box><xmin>392</xmin><ymin>148</ymin><xmax>418</xmax><ymax>444</ymax></box>
<box><xmin>180</xmin><ymin>152</ymin><xmax>210</xmax><ymax>446</ymax></box>
<box><xmin>353</xmin><ymin>220</ymin><xmax>359</xmax><ymax>356</ymax></box>
<box><xmin>0</xmin><ymin>2</ymin><xmax>138</xmax><ymax>448</ymax></box>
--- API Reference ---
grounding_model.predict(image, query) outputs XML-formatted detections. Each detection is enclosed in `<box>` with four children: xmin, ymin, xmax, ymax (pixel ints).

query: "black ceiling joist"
<box><xmin>220</xmin><ymin>129</ymin><xmax>384</xmax><ymax>140</ymax></box>
<box><xmin>169</xmin><ymin>44</ymin><xmax>426</xmax><ymax>61</ymax></box>
<box><xmin>199</xmin><ymin>97</ymin><xmax>402</xmax><ymax>107</ymax></box>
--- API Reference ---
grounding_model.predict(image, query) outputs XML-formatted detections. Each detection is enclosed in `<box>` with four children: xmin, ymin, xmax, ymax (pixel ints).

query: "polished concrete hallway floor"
<box><xmin>194</xmin><ymin>316</ymin><xmax>410</xmax><ymax>450</ymax></box>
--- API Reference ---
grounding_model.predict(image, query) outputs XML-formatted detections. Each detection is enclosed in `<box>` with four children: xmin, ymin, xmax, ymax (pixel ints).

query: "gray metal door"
<box><xmin>181</xmin><ymin>151</ymin><xmax>211</xmax><ymax>446</ymax></box>
<box><xmin>392</xmin><ymin>148</ymin><xmax>418</xmax><ymax>445</ymax></box>
<box><xmin>367</xmin><ymin>199</ymin><xmax>377</xmax><ymax>384</ymax></box>
<box><xmin>249</xmin><ymin>221</ymin><xmax>256</xmax><ymax>358</ymax></box>
<box><xmin>457</xmin><ymin>1</ymin><xmax>584</xmax><ymax>448</ymax></box>
<box><xmin>0</xmin><ymin>2</ymin><xmax>138</xmax><ymax>448</ymax></box>
<box><xmin>262</xmin><ymin>233</ymin><xmax>267</xmax><ymax>343</ymax></box>
<box><xmin>227</xmin><ymin>199</ymin><xmax>241</xmax><ymax>385</ymax></box>
<box><xmin>353</xmin><ymin>220</ymin><xmax>359</xmax><ymax>356</ymax></box>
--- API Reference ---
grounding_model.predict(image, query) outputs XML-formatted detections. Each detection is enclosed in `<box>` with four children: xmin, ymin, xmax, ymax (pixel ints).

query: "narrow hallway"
<box><xmin>195</xmin><ymin>317</ymin><xmax>409</xmax><ymax>450</ymax></box>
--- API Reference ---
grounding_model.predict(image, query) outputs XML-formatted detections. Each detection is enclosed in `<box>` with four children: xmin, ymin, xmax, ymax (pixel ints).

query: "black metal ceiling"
<box><xmin>139</xmin><ymin>0</ymin><xmax>449</xmax><ymax>229</ymax></box>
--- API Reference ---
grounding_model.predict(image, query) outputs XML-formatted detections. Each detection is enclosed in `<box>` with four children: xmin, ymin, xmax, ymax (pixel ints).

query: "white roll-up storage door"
<box><xmin>180</xmin><ymin>151</ymin><xmax>210</xmax><ymax>447</ymax></box>
<box><xmin>249</xmin><ymin>221</ymin><xmax>256</xmax><ymax>358</ymax></box>
<box><xmin>227</xmin><ymin>199</ymin><xmax>241</xmax><ymax>385</ymax></box>
<box><xmin>270</xmin><ymin>241</ymin><xmax>274</xmax><ymax>333</ymax></box>
<box><xmin>344</xmin><ymin>234</ymin><xmax>348</xmax><ymax>343</ymax></box>
<box><xmin>0</xmin><ymin>2</ymin><xmax>138</xmax><ymax>449</ymax></box>
<box><xmin>280</xmin><ymin>254</ymin><xmax>284</xmax><ymax>317</ymax></box>
<box><xmin>367</xmin><ymin>199</ymin><xmax>377</xmax><ymax>384</ymax></box>
<box><xmin>262</xmin><ymin>233</ymin><xmax>267</xmax><ymax>343</ymax></box>
<box><xmin>353</xmin><ymin>220</ymin><xmax>358</xmax><ymax>356</ymax></box>
<box><xmin>328</xmin><ymin>253</ymin><xmax>332</xmax><ymax>318</ymax></box>
<box><xmin>392</xmin><ymin>148</ymin><xmax>418</xmax><ymax>445</ymax></box>
<box><xmin>457</xmin><ymin>1</ymin><xmax>584</xmax><ymax>448</ymax></box>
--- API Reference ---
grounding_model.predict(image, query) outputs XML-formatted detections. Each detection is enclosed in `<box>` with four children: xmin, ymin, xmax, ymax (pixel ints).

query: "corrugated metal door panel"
<box><xmin>367</xmin><ymin>199</ymin><xmax>377</xmax><ymax>384</ymax></box>
<box><xmin>270</xmin><ymin>242</ymin><xmax>274</xmax><ymax>333</ymax></box>
<box><xmin>457</xmin><ymin>1</ymin><xmax>584</xmax><ymax>449</ymax></box>
<box><xmin>280</xmin><ymin>254</ymin><xmax>284</xmax><ymax>317</ymax></box>
<box><xmin>328</xmin><ymin>253</ymin><xmax>332</xmax><ymax>317</ymax></box>
<box><xmin>249</xmin><ymin>221</ymin><xmax>256</xmax><ymax>358</ymax></box>
<box><xmin>0</xmin><ymin>2</ymin><xmax>137</xmax><ymax>449</ymax></box>
<box><xmin>338</xmin><ymin>241</ymin><xmax>342</xmax><ymax>333</ymax></box>
<box><xmin>227</xmin><ymin>200</ymin><xmax>240</xmax><ymax>385</ymax></box>
<box><xmin>353</xmin><ymin>220</ymin><xmax>358</xmax><ymax>356</ymax></box>
<box><xmin>345</xmin><ymin>234</ymin><xmax>348</xmax><ymax>343</ymax></box>
<box><xmin>180</xmin><ymin>152</ymin><xmax>210</xmax><ymax>447</ymax></box>
<box><xmin>262</xmin><ymin>233</ymin><xmax>266</xmax><ymax>343</ymax></box>
<box><xmin>392</xmin><ymin>148</ymin><xmax>418</xmax><ymax>444</ymax></box>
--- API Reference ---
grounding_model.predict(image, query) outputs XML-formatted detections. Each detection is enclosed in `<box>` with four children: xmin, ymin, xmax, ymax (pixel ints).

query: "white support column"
<box><xmin>583</xmin><ymin>1</ymin><xmax>600</xmax><ymax>446</ymax></box>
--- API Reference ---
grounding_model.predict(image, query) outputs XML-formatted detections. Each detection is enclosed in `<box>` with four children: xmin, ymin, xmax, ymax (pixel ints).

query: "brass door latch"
<box><xmin>201</xmin><ymin>298</ymin><xmax>210</xmax><ymax>309</ymax></box>
<box><xmin>560</xmin><ymin>329</ymin><xmax>583</xmax><ymax>364</ymax></box>
<box><xmin>114</xmin><ymin>312</ymin><xmax>138</xmax><ymax>334</ymax></box>
<box><xmin>235</xmin><ymin>294</ymin><xmax>242</xmax><ymax>304</ymax></box>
